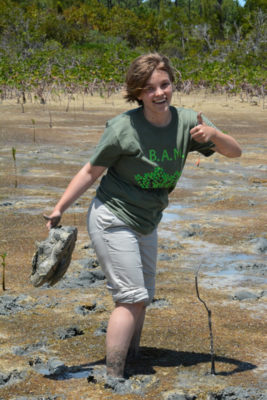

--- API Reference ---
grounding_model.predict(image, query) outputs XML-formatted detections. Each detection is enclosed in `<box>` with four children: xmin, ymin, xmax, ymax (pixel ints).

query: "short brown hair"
<box><xmin>124</xmin><ymin>53</ymin><xmax>175</xmax><ymax>104</ymax></box>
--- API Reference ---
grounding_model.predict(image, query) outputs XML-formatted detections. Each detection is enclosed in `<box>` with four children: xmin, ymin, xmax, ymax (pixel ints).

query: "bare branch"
<box><xmin>195</xmin><ymin>266</ymin><xmax>216</xmax><ymax>375</ymax></box>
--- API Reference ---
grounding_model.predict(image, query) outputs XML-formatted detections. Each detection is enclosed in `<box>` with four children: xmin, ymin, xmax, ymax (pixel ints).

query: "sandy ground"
<box><xmin>0</xmin><ymin>91</ymin><xmax>266</xmax><ymax>399</ymax></box>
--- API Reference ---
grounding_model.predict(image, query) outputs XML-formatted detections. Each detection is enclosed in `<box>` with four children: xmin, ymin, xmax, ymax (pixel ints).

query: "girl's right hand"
<box><xmin>43</xmin><ymin>210</ymin><xmax>62</xmax><ymax>229</ymax></box>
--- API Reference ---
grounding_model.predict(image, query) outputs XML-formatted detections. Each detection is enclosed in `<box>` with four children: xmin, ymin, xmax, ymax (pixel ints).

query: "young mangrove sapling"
<box><xmin>12</xmin><ymin>147</ymin><xmax>17</xmax><ymax>188</ymax></box>
<box><xmin>1</xmin><ymin>252</ymin><xmax>7</xmax><ymax>291</ymax></box>
<box><xmin>31</xmin><ymin>119</ymin><xmax>36</xmax><ymax>142</ymax></box>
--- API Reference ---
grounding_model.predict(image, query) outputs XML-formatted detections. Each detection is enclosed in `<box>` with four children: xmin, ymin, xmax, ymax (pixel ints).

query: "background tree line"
<box><xmin>0</xmin><ymin>0</ymin><xmax>266</xmax><ymax>99</ymax></box>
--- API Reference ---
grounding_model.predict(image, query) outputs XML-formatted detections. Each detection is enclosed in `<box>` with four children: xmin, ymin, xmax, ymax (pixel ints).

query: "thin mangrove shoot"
<box><xmin>12</xmin><ymin>147</ymin><xmax>18</xmax><ymax>188</ymax></box>
<box><xmin>1</xmin><ymin>252</ymin><xmax>7</xmax><ymax>291</ymax></box>
<box><xmin>31</xmin><ymin>119</ymin><xmax>36</xmax><ymax>142</ymax></box>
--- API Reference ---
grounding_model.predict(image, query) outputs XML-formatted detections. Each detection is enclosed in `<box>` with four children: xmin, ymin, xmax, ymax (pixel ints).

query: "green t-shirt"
<box><xmin>90</xmin><ymin>106</ymin><xmax>215</xmax><ymax>234</ymax></box>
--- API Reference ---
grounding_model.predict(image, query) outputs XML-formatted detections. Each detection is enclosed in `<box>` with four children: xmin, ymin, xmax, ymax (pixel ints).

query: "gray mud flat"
<box><xmin>0</xmin><ymin>93</ymin><xmax>266</xmax><ymax>399</ymax></box>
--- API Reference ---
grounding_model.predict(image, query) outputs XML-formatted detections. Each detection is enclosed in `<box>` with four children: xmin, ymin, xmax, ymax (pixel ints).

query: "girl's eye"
<box><xmin>144</xmin><ymin>81</ymin><xmax>171</xmax><ymax>93</ymax></box>
<box><xmin>161</xmin><ymin>82</ymin><xmax>170</xmax><ymax>89</ymax></box>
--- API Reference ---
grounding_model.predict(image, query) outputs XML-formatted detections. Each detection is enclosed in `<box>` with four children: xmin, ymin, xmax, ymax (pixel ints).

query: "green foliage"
<box><xmin>0</xmin><ymin>0</ymin><xmax>266</xmax><ymax>92</ymax></box>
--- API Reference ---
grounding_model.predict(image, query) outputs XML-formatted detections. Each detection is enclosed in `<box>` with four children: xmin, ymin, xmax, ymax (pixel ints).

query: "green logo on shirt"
<box><xmin>135</xmin><ymin>167</ymin><xmax>181</xmax><ymax>189</ymax></box>
<box><xmin>134</xmin><ymin>147</ymin><xmax>184</xmax><ymax>189</ymax></box>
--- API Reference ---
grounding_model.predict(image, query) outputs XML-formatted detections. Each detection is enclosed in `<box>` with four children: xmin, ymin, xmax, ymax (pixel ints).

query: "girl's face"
<box><xmin>138</xmin><ymin>69</ymin><xmax>173</xmax><ymax>123</ymax></box>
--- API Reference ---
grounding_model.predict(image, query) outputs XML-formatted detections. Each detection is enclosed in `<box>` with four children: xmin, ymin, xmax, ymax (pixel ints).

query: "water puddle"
<box><xmin>63</xmin><ymin>369</ymin><xmax>92</xmax><ymax>379</ymax></box>
<box><xmin>182</xmin><ymin>239</ymin><xmax>267</xmax><ymax>287</ymax></box>
<box><xmin>161</xmin><ymin>208</ymin><xmax>188</xmax><ymax>223</ymax></box>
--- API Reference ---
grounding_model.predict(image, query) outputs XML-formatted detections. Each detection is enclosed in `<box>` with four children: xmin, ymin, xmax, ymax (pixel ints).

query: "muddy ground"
<box><xmin>0</xmin><ymin>91</ymin><xmax>266</xmax><ymax>400</ymax></box>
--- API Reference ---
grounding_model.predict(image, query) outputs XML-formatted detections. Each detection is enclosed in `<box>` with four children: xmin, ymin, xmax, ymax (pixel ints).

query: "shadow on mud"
<box><xmin>126</xmin><ymin>347</ymin><xmax>257</xmax><ymax>377</ymax></box>
<box><xmin>45</xmin><ymin>347</ymin><xmax>256</xmax><ymax>380</ymax></box>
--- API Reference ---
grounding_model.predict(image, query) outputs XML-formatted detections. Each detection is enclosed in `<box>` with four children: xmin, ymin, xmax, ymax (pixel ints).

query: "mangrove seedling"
<box><xmin>195</xmin><ymin>266</ymin><xmax>216</xmax><ymax>375</ymax></box>
<box><xmin>31</xmin><ymin>119</ymin><xmax>36</xmax><ymax>142</ymax></box>
<box><xmin>1</xmin><ymin>252</ymin><xmax>7</xmax><ymax>291</ymax></box>
<box><xmin>12</xmin><ymin>147</ymin><xmax>17</xmax><ymax>188</ymax></box>
<box><xmin>49</xmin><ymin>111</ymin><xmax>53</xmax><ymax>128</ymax></box>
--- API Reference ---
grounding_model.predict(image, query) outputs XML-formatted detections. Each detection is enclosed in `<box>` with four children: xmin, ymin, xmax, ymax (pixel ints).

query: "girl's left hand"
<box><xmin>190</xmin><ymin>112</ymin><xmax>216</xmax><ymax>143</ymax></box>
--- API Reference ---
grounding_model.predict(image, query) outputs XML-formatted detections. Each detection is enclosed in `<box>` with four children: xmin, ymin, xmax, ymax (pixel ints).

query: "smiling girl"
<box><xmin>45</xmin><ymin>53</ymin><xmax>241</xmax><ymax>380</ymax></box>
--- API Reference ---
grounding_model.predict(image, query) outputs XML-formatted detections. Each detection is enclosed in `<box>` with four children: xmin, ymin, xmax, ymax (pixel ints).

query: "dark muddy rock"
<box><xmin>163</xmin><ymin>392</ymin><xmax>196</xmax><ymax>400</ymax></box>
<box><xmin>86</xmin><ymin>365</ymin><xmax>159</xmax><ymax>395</ymax></box>
<box><xmin>234</xmin><ymin>262</ymin><xmax>267</xmax><ymax>275</ymax></box>
<box><xmin>104</xmin><ymin>376</ymin><xmax>133</xmax><ymax>394</ymax></box>
<box><xmin>79</xmin><ymin>269</ymin><xmax>105</xmax><ymax>282</ymax></box>
<box><xmin>75</xmin><ymin>302</ymin><xmax>97</xmax><ymax>315</ymax></box>
<box><xmin>56</xmin><ymin>267</ymin><xmax>106</xmax><ymax>289</ymax></box>
<box><xmin>31</xmin><ymin>226</ymin><xmax>78</xmax><ymax>287</ymax></box>
<box><xmin>29</xmin><ymin>357</ymin><xmax>67</xmax><ymax>376</ymax></box>
<box><xmin>55</xmin><ymin>326</ymin><xmax>84</xmax><ymax>340</ymax></box>
<box><xmin>0</xmin><ymin>369</ymin><xmax>27</xmax><ymax>387</ymax></box>
<box><xmin>81</xmin><ymin>242</ymin><xmax>94</xmax><ymax>250</ymax></box>
<box><xmin>0</xmin><ymin>294</ymin><xmax>34</xmax><ymax>315</ymax></box>
<box><xmin>75</xmin><ymin>301</ymin><xmax>105</xmax><ymax>315</ymax></box>
<box><xmin>94</xmin><ymin>320</ymin><xmax>108</xmax><ymax>336</ymax></box>
<box><xmin>232</xmin><ymin>290</ymin><xmax>261</xmax><ymax>301</ymax></box>
<box><xmin>148</xmin><ymin>298</ymin><xmax>170</xmax><ymax>309</ymax></box>
<box><xmin>208</xmin><ymin>386</ymin><xmax>267</xmax><ymax>399</ymax></box>
<box><xmin>10</xmin><ymin>396</ymin><xmax>65</xmax><ymax>400</ymax></box>
<box><xmin>159</xmin><ymin>241</ymin><xmax>183</xmax><ymax>250</ymax></box>
<box><xmin>13</xmin><ymin>341</ymin><xmax>48</xmax><ymax>356</ymax></box>
<box><xmin>0</xmin><ymin>201</ymin><xmax>13</xmax><ymax>207</ymax></box>
<box><xmin>181</xmin><ymin>224</ymin><xmax>203</xmax><ymax>238</ymax></box>
<box><xmin>76</xmin><ymin>257</ymin><xmax>99</xmax><ymax>268</ymax></box>
<box><xmin>163</xmin><ymin>387</ymin><xmax>267</xmax><ymax>400</ymax></box>
<box><xmin>250</xmin><ymin>237</ymin><xmax>267</xmax><ymax>254</ymax></box>
<box><xmin>106</xmin><ymin>375</ymin><xmax>159</xmax><ymax>395</ymax></box>
<box><xmin>158</xmin><ymin>253</ymin><xmax>178</xmax><ymax>261</ymax></box>
<box><xmin>30</xmin><ymin>294</ymin><xmax>59</xmax><ymax>308</ymax></box>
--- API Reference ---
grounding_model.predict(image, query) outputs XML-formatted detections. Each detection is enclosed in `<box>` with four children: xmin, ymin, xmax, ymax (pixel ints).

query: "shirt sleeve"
<box><xmin>189</xmin><ymin>139</ymin><xmax>215</xmax><ymax>156</ymax></box>
<box><xmin>89</xmin><ymin>124</ymin><xmax>122</xmax><ymax>167</ymax></box>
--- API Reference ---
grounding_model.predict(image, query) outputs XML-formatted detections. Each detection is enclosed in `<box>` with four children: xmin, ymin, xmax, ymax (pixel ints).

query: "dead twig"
<box><xmin>1</xmin><ymin>252</ymin><xmax>7</xmax><ymax>291</ymax></box>
<box><xmin>195</xmin><ymin>266</ymin><xmax>216</xmax><ymax>375</ymax></box>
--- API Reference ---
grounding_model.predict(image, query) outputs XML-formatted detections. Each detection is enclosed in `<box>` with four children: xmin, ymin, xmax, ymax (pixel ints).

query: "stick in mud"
<box><xmin>1</xmin><ymin>252</ymin><xmax>7</xmax><ymax>291</ymax></box>
<box><xmin>195</xmin><ymin>266</ymin><xmax>216</xmax><ymax>375</ymax></box>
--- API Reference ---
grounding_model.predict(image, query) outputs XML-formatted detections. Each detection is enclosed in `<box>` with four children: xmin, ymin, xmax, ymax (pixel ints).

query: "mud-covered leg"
<box><xmin>106</xmin><ymin>302</ymin><xmax>145</xmax><ymax>377</ymax></box>
<box><xmin>127</xmin><ymin>305</ymin><xmax>146</xmax><ymax>360</ymax></box>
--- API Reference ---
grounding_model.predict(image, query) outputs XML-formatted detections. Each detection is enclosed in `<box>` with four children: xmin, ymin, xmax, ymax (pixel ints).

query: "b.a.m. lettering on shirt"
<box><xmin>149</xmin><ymin>148</ymin><xmax>185</xmax><ymax>162</ymax></box>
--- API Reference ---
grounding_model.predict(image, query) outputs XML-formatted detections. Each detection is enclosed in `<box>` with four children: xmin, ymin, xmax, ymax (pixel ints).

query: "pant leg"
<box><xmin>87</xmin><ymin>198</ymin><xmax>155</xmax><ymax>305</ymax></box>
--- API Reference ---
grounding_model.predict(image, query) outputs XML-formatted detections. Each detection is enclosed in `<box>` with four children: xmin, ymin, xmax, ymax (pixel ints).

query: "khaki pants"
<box><xmin>87</xmin><ymin>197</ymin><xmax>157</xmax><ymax>305</ymax></box>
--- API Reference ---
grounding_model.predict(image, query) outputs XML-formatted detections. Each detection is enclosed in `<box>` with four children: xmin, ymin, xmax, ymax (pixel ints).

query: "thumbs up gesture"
<box><xmin>197</xmin><ymin>111</ymin><xmax>204</xmax><ymax>125</ymax></box>
<box><xmin>190</xmin><ymin>111</ymin><xmax>215</xmax><ymax>143</ymax></box>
